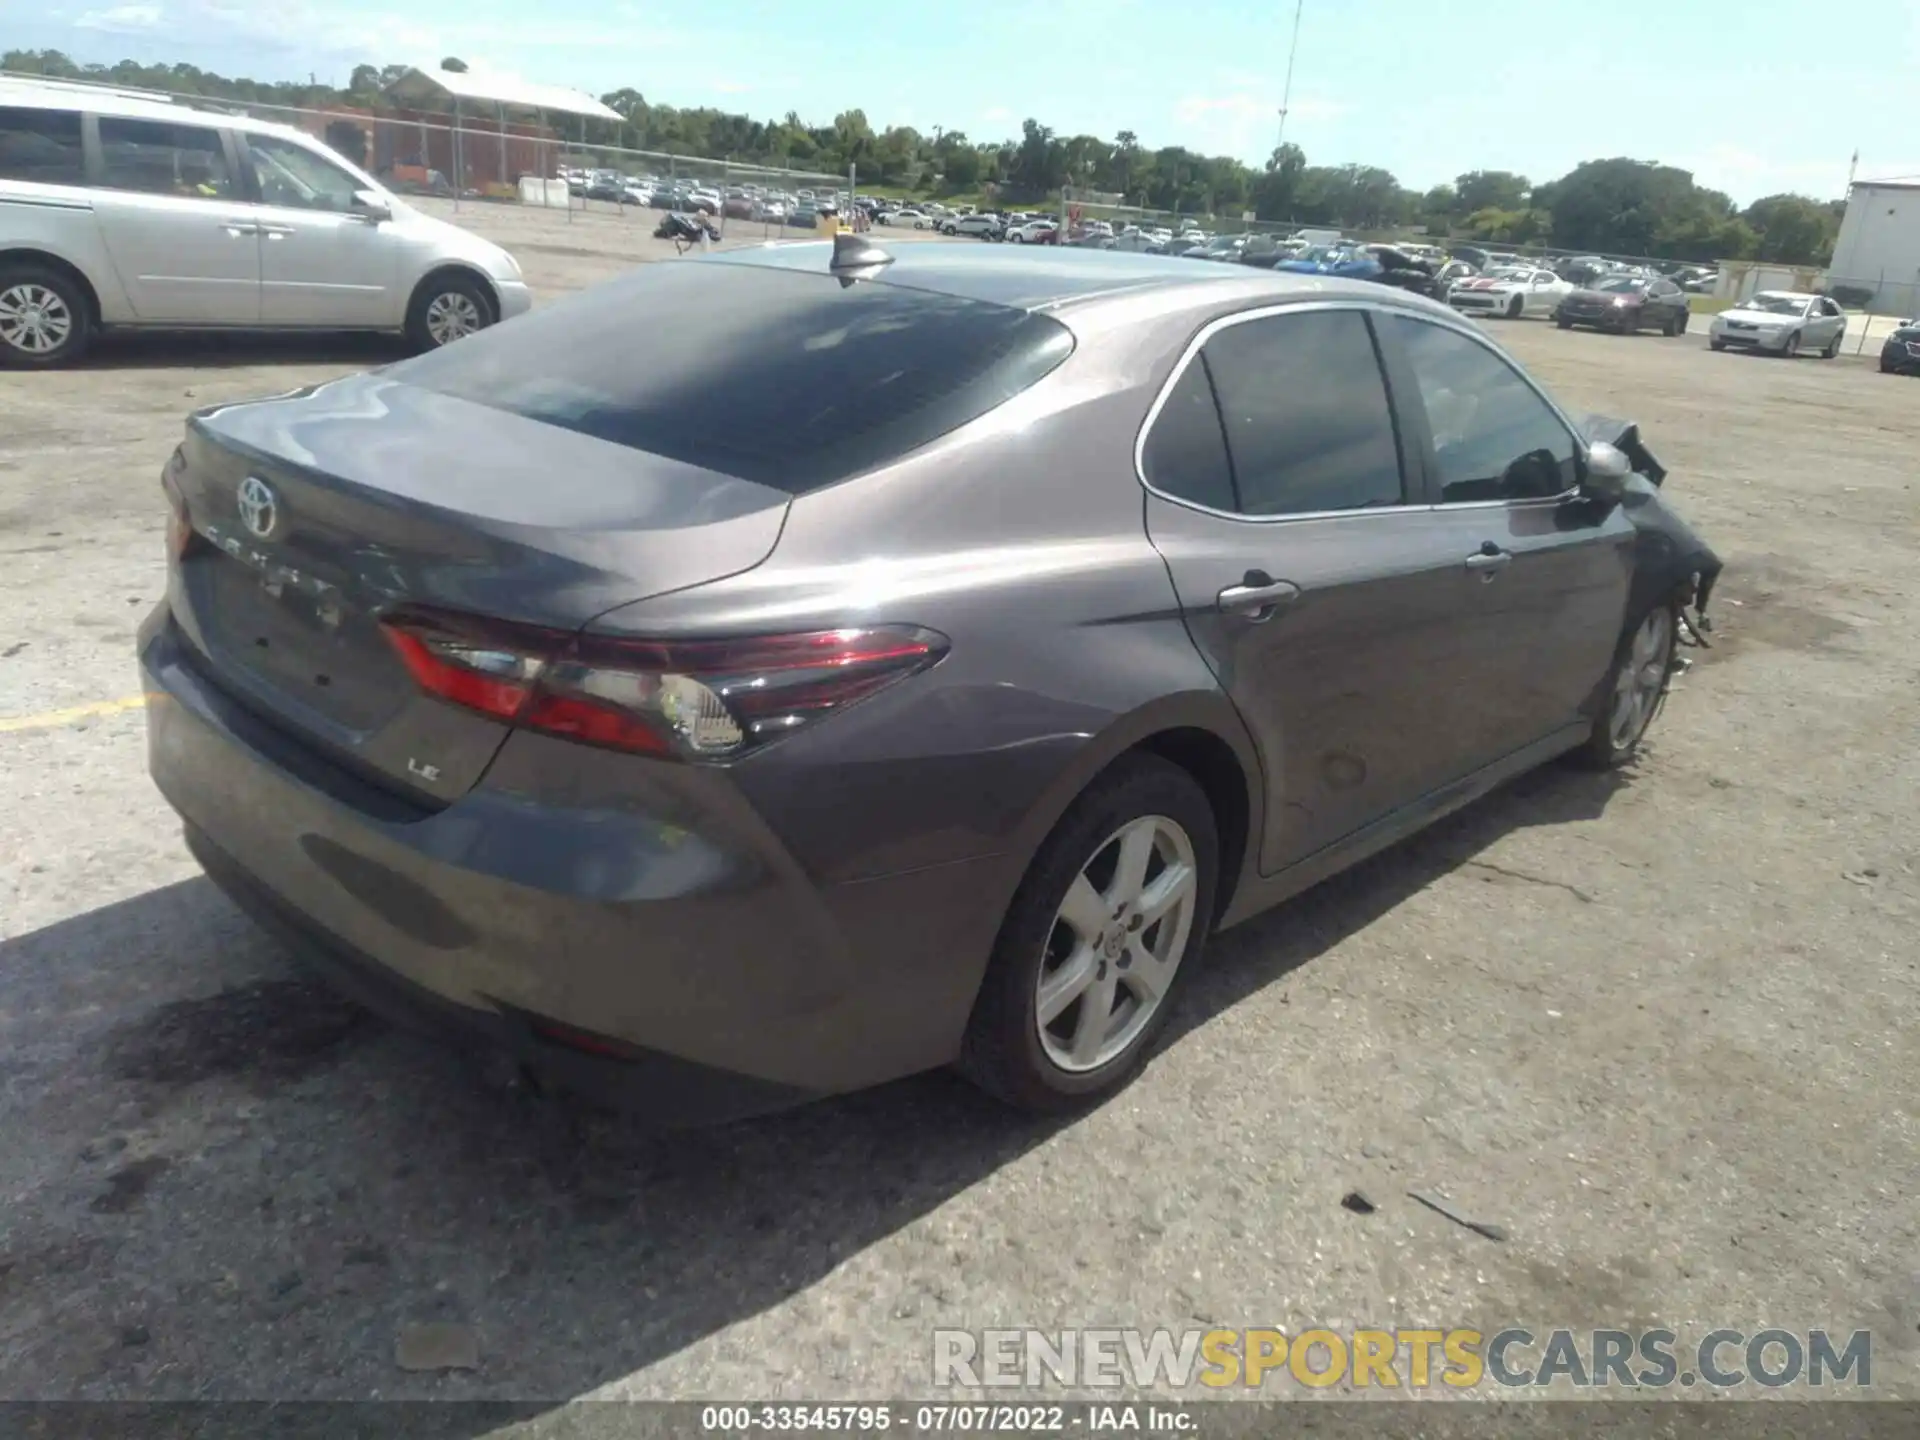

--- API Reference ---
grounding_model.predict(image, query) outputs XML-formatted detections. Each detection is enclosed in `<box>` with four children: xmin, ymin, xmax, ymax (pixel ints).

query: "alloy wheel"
<box><xmin>424</xmin><ymin>291</ymin><xmax>484</xmax><ymax>346</ymax></box>
<box><xmin>1608</xmin><ymin>608</ymin><xmax>1675</xmax><ymax>752</ymax></box>
<box><xmin>0</xmin><ymin>283</ymin><xmax>74</xmax><ymax>356</ymax></box>
<box><xmin>1034</xmin><ymin>814</ymin><xmax>1198</xmax><ymax>1073</ymax></box>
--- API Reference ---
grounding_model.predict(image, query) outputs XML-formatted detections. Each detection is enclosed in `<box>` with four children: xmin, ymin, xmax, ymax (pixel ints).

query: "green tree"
<box><xmin>1742</xmin><ymin>193</ymin><xmax>1838</xmax><ymax>265</ymax></box>
<box><xmin>1546</xmin><ymin>157</ymin><xmax>1696</xmax><ymax>256</ymax></box>
<box><xmin>1454</xmin><ymin>169</ymin><xmax>1530</xmax><ymax>214</ymax></box>
<box><xmin>439</xmin><ymin>56</ymin><xmax>469</xmax><ymax>73</ymax></box>
<box><xmin>1011</xmin><ymin>118</ymin><xmax>1063</xmax><ymax>198</ymax></box>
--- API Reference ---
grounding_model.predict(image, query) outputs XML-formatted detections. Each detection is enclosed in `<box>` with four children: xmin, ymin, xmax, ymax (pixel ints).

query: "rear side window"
<box><xmin>0</xmin><ymin>107</ymin><xmax>84</xmax><ymax>185</ymax></box>
<box><xmin>1141</xmin><ymin>357</ymin><xmax>1234</xmax><ymax>512</ymax></box>
<box><xmin>98</xmin><ymin>118</ymin><xmax>237</xmax><ymax>200</ymax></box>
<box><xmin>392</xmin><ymin>260</ymin><xmax>1074</xmax><ymax>493</ymax></box>
<box><xmin>1200</xmin><ymin>309</ymin><xmax>1405</xmax><ymax>516</ymax></box>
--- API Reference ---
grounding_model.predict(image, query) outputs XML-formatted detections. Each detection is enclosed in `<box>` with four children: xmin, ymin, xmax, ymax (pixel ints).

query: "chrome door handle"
<box><xmin>221</xmin><ymin>222</ymin><xmax>259</xmax><ymax>237</ymax></box>
<box><xmin>1465</xmin><ymin>548</ymin><xmax>1512</xmax><ymax>580</ymax></box>
<box><xmin>1217</xmin><ymin>576</ymin><xmax>1301</xmax><ymax>620</ymax></box>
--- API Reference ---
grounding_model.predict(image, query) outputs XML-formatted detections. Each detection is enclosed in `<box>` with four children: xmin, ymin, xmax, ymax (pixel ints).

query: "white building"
<box><xmin>1830</xmin><ymin>178</ymin><xmax>1920</xmax><ymax>316</ymax></box>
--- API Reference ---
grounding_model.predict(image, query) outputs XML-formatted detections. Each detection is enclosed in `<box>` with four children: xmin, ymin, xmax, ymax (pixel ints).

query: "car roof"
<box><xmin>1750</xmin><ymin>290</ymin><xmax>1820</xmax><ymax>302</ymax></box>
<box><xmin>699</xmin><ymin>240</ymin><xmax>1450</xmax><ymax>318</ymax></box>
<box><xmin>0</xmin><ymin>75</ymin><xmax>322</xmax><ymax>146</ymax></box>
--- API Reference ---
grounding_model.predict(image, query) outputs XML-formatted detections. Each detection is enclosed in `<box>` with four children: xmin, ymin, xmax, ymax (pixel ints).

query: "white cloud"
<box><xmin>75</xmin><ymin>3</ymin><xmax>164</xmax><ymax>31</ymax></box>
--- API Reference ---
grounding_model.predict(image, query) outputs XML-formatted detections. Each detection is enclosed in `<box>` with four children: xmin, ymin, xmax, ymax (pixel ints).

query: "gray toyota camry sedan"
<box><xmin>141</xmin><ymin>237</ymin><xmax>1721</xmax><ymax>1122</ymax></box>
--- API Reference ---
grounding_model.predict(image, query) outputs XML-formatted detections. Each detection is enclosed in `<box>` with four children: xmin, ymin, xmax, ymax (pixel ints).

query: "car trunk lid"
<box><xmin>167</xmin><ymin>371</ymin><xmax>789</xmax><ymax>807</ymax></box>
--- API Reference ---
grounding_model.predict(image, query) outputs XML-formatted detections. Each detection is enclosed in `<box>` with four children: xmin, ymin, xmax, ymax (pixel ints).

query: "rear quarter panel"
<box><xmin>590</xmin><ymin>287</ymin><xmax>1268</xmax><ymax>895</ymax></box>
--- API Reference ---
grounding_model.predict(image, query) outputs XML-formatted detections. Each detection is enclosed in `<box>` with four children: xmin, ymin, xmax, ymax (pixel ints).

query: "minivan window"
<box><xmin>0</xmin><ymin>107</ymin><xmax>85</xmax><ymax>185</ymax></box>
<box><xmin>393</xmin><ymin>260</ymin><xmax>1075</xmax><ymax>493</ymax></box>
<box><xmin>245</xmin><ymin>133</ymin><xmax>360</xmax><ymax>211</ymax></box>
<box><xmin>98</xmin><ymin>118</ymin><xmax>236</xmax><ymax>200</ymax></box>
<box><xmin>1141</xmin><ymin>356</ymin><xmax>1235</xmax><ymax>512</ymax></box>
<box><xmin>1199</xmin><ymin>309</ymin><xmax>1405</xmax><ymax>516</ymax></box>
<box><xmin>1387</xmin><ymin>316</ymin><xmax>1577</xmax><ymax>503</ymax></box>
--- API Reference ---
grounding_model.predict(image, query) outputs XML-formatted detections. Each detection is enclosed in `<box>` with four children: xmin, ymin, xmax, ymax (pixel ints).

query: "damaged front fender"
<box><xmin>1578</xmin><ymin>412</ymin><xmax>1724</xmax><ymax>641</ymax></box>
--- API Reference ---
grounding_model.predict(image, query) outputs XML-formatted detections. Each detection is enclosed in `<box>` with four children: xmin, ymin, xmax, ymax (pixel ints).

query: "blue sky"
<box><xmin>7</xmin><ymin>0</ymin><xmax>1918</xmax><ymax>202</ymax></box>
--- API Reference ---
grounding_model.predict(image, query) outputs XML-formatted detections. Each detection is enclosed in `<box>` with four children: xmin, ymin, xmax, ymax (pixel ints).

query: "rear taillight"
<box><xmin>163</xmin><ymin>446</ymin><xmax>193</xmax><ymax>561</ymax></box>
<box><xmin>379</xmin><ymin>610</ymin><xmax>947</xmax><ymax>761</ymax></box>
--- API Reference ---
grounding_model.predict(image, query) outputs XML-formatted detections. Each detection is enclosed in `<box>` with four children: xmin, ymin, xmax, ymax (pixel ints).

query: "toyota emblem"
<box><xmin>237</xmin><ymin>476</ymin><xmax>279</xmax><ymax>539</ymax></box>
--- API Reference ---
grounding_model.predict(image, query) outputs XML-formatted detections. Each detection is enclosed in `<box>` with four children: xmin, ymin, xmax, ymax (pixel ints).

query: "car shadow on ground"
<box><xmin>75</xmin><ymin>330</ymin><xmax>411</xmax><ymax>370</ymax></box>
<box><xmin>0</xmin><ymin>763</ymin><xmax>1629</xmax><ymax>1406</ymax></box>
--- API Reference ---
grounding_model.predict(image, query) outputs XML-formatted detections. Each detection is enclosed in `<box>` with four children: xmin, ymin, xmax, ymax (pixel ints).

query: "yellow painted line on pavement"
<box><xmin>0</xmin><ymin>693</ymin><xmax>156</xmax><ymax>734</ymax></box>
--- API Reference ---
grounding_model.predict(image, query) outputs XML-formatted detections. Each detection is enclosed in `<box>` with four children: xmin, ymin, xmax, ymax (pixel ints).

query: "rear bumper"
<box><xmin>185</xmin><ymin>822</ymin><xmax>807</xmax><ymax>1124</ymax></box>
<box><xmin>139</xmin><ymin>608</ymin><xmax>1004</xmax><ymax>1121</ymax></box>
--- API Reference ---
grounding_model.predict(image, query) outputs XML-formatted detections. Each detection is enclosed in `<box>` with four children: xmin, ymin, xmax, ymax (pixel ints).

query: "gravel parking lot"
<box><xmin>1</xmin><ymin>199</ymin><xmax>1915</xmax><ymax>1409</ymax></box>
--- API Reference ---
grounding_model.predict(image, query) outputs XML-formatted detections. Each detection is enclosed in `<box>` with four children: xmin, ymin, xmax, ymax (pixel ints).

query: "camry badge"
<box><xmin>237</xmin><ymin>476</ymin><xmax>279</xmax><ymax>539</ymax></box>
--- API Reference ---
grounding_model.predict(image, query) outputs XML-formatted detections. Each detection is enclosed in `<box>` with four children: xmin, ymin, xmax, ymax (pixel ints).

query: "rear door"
<box><xmin>88</xmin><ymin>114</ymin><xmax>260</xmax><ymax>324</ymax></box>
<box><xmin>235</xmin><ymin>131</ymin><xmax>399</xmax><ymax>328</ymax></box>
<box><xmin>1141</xmin><ymin>302</ymin><xmax>1489</xmax><ymax>874</ymax></box>
<box><xmin>1376</xmin><ymin>313</ymin><xmax>1633</xmax><ymax>765</ymax></box>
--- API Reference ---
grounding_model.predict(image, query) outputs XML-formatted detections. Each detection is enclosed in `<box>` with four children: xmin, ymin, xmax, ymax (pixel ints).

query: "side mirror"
<box><xmin>351</xmin><ymin>189</ymin><xmax>392</xmax><ymax>223</ymax></box>
<box><xmin>1582</xmin><ymin>440</ymin><xmax>1634</xmax><ymax>499</ymax></box>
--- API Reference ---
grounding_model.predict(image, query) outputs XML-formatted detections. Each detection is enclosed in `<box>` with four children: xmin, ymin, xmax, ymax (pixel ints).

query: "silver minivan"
<box><xmin>0</xmin><ymin>79</ymin><xmax>531</xmax><ymax>366</ymax></box>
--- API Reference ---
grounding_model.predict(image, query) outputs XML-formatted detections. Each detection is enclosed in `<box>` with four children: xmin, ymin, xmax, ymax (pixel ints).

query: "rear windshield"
<box><xmin>392</xmin><ymin>259</ymin><xmax>1073</xmax><ymax>493</ymax></box>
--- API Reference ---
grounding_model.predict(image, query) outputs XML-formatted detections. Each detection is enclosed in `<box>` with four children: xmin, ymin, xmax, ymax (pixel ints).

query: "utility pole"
<box><xmin>1276</xmin><ymin>0</ymin><xmax>1305</xmax><ymax>152</ymax></box>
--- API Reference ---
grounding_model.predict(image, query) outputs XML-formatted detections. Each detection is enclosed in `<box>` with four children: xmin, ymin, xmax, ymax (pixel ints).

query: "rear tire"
<box><xmin>0</xmin><ymin>263</ymin><xmax>91</xmax><ymax>368</ymax></box>
<box><xmin>1555</xmin><ymin>315</ymin><xmax>1574</xmax><ymax>330</ymax></box>
<box><xmin>958</xmin><ymin>755</ymin><xmax>1218</xmax><ymax>1113</ymax></box>
<box><xmin>1571</xmin><ymin>604</ymin><xmax>1677</xmax><ymax>770</ymax></box>
<box><xmin>1822</xmin><ymin>332</ymin><xmax>1841</xmax><ymax>359</ymax></box>
<box><xmin>405</xmin><ymin>272</ymin><xmax>496</xmax><ymax>353</ymax></box>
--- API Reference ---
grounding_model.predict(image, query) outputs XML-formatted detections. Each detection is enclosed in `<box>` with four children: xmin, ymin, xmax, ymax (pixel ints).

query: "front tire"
<box><xmin>1555</xmin><ymin>315</ymin><xmax>1574</xmax><ymax>330</ymax></box>
<box><xmin>406</xmin><ymin>273</ymin><xmax>496</xmax><ymax>352</ymax></box>
<box><xmin>1573</xmin><ymin>604</ymin><xmax>1677</xmax><ymax>769</ymax></box>
<box><xmin>958</xmin><ymin>755</ymin><xmax>1218</xmax><ymax>1113</ymax></box>
<box><xmin>1783</xmin><ymin>330</ymin><xmax>1802</xmax><ymax>359</ymax></box>
<box><xmin>0</xmin><ymin>264</ymin><xmax>91</xmax><ymax>368</ymax></box>
<box><xmin>1506</xmin><ymin>295</ymin><xmax>1523</xmax><ymax>320</ymax></box>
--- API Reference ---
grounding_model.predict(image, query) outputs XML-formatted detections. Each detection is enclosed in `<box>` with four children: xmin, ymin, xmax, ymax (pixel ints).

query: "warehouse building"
<box><xmin>1830</xmin><ymin>178</ymin><xmax>1920</xmax><ymax>317</ymax></box>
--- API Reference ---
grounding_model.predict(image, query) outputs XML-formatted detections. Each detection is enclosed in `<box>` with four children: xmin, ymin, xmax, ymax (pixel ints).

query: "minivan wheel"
<box><xmin>0</xmin><ymin>265</ymin><xmax>90</xmax><ymax>368</ymax></box>
<box><xmin>406</xmin><ymin>274</ymin><xmax>495</xmax><ymax>351</ymax></box>
<box><xmin>1573</xmin><ymin>604</ymin><xmax>1677</xmax><ymax>769</ymax></box>
<box><xmin>959</xmin><ymin>755</ymin><xmax>1217</xmax><ymax>1112</ymax></box>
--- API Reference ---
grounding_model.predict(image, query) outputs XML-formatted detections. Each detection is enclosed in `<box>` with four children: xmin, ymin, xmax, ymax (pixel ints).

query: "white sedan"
<box><xmin>1446</xmin><ymin>266</ymin><xmax>1574</xmax><ymax>320</ymax></box>
<box><xmin>1708</xmin><ymin>291</ymin><xmax>1847</xmax><ymax>357</ymax></box>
